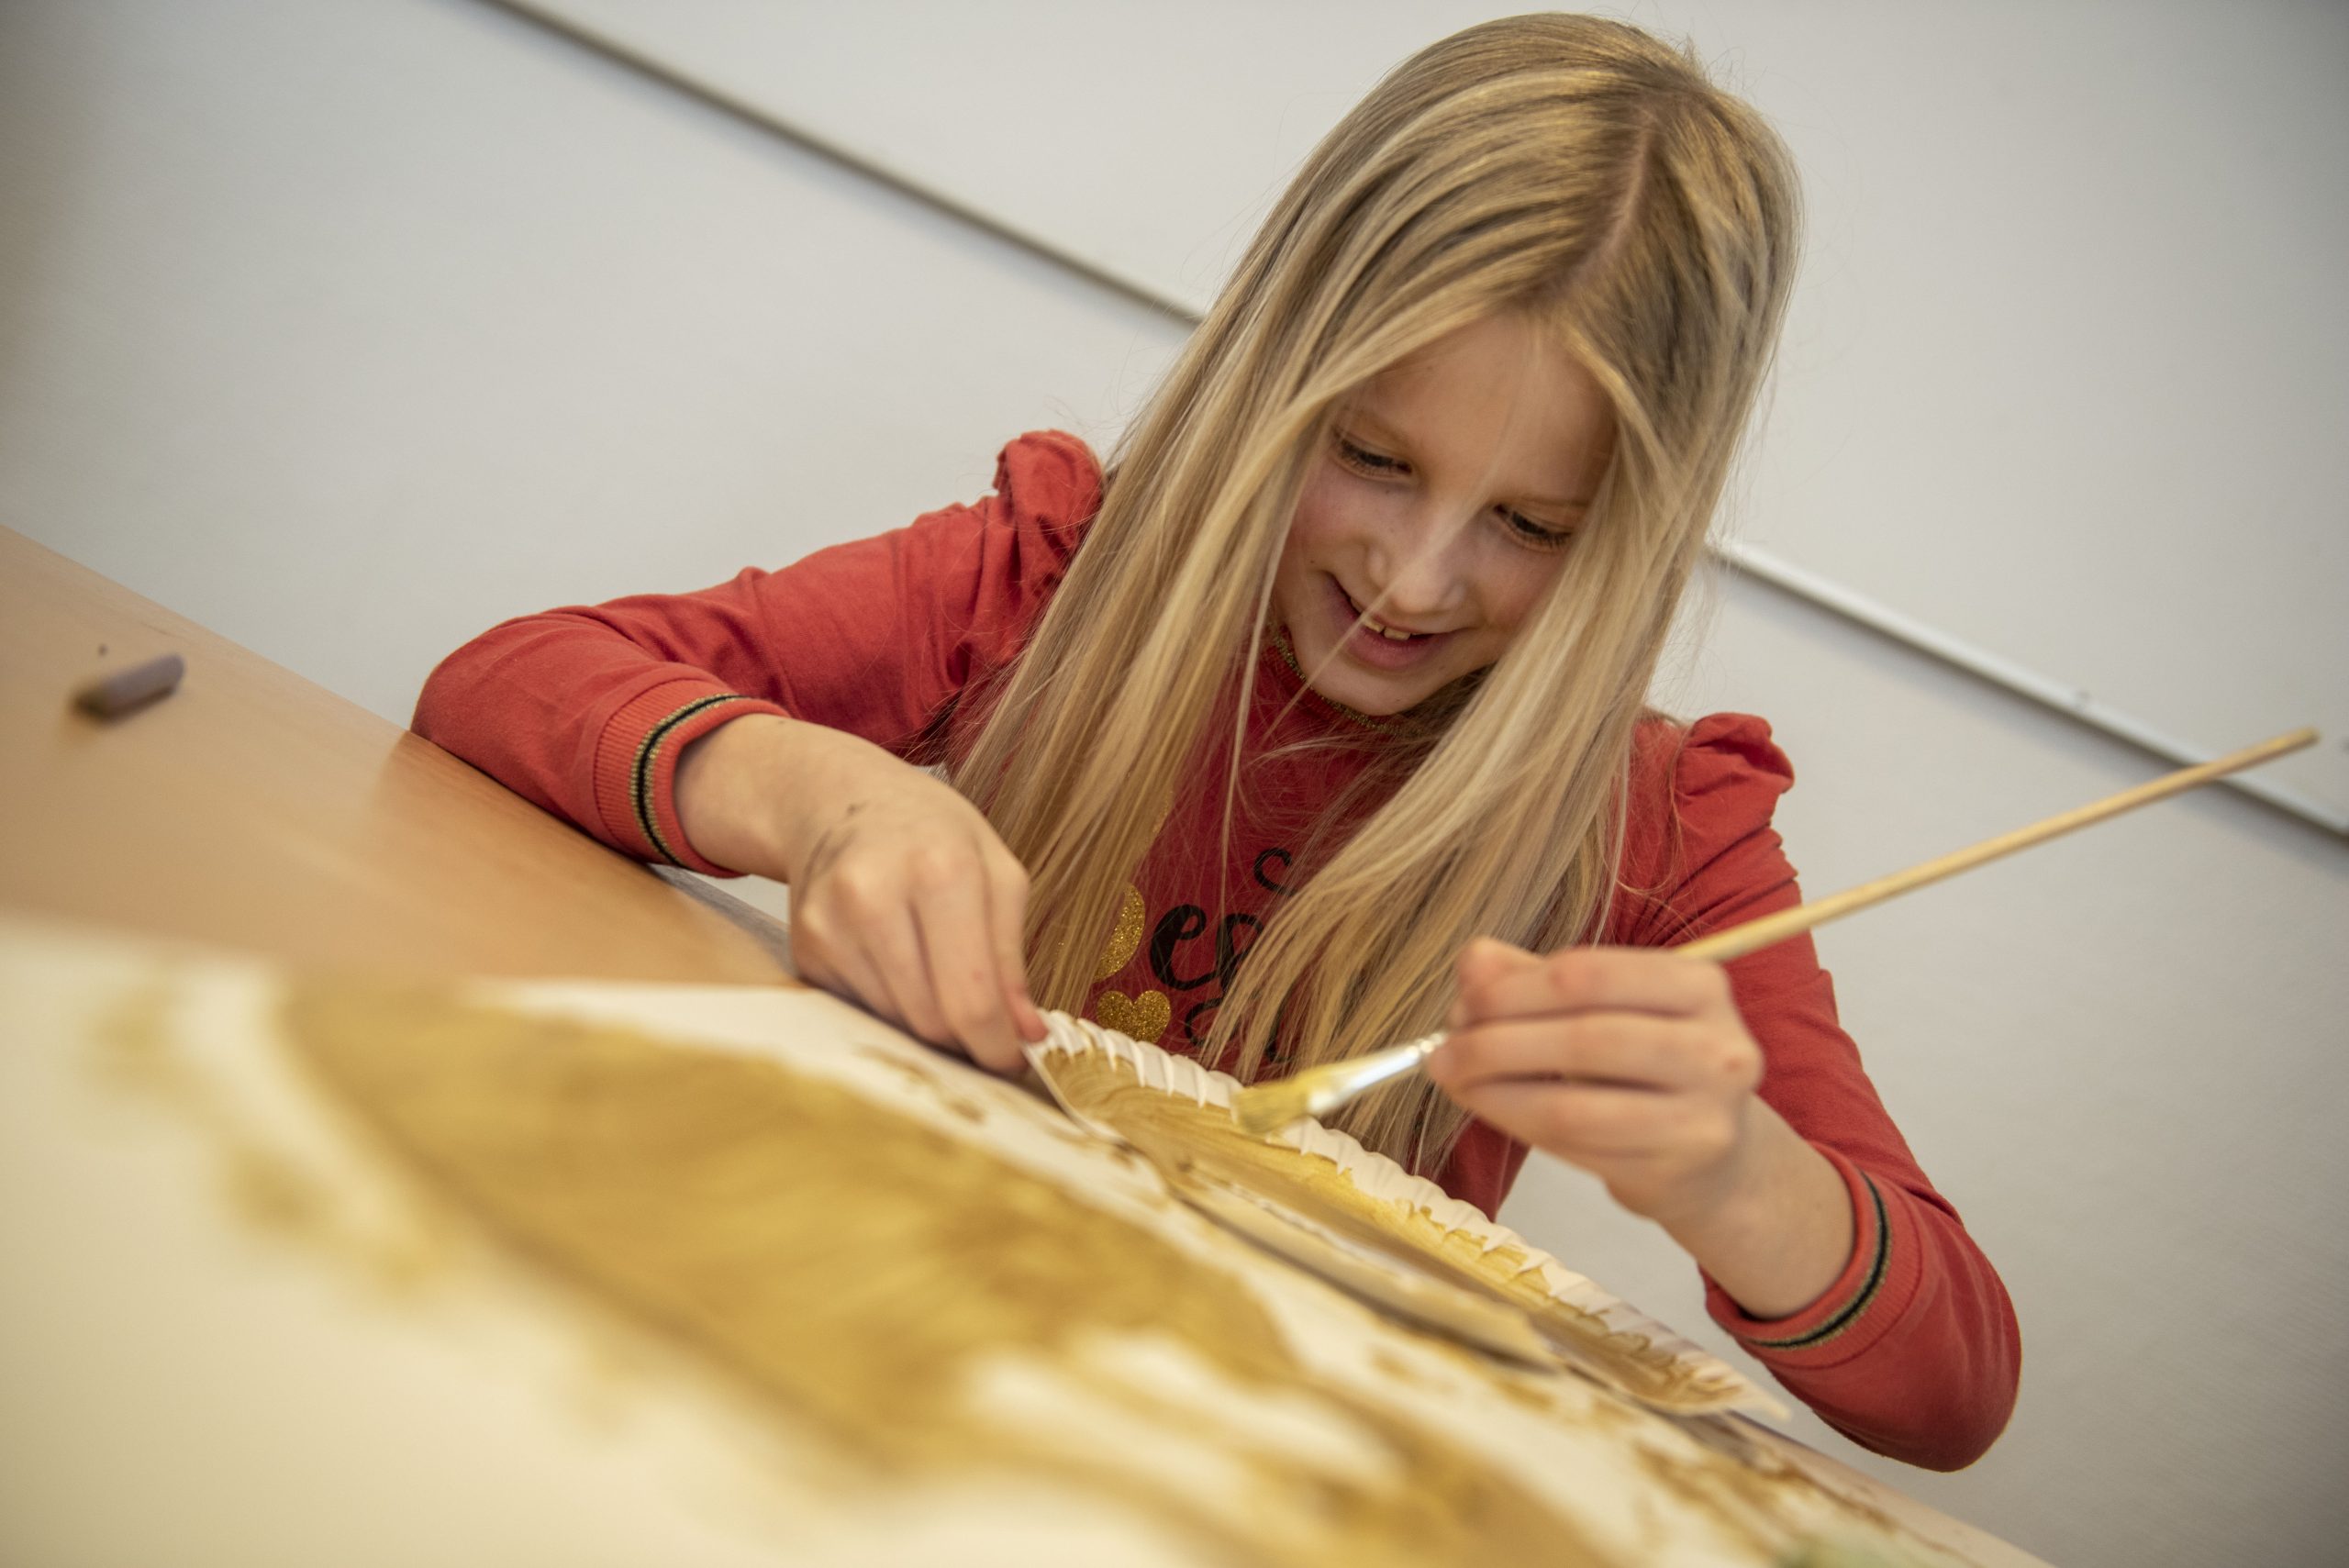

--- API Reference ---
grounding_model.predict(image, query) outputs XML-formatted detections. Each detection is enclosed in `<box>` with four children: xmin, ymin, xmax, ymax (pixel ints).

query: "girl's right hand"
<box><xmin>674</xmin><ymin>714</ymin><xmax>1046</xmax><ymax>1072</ymax></box>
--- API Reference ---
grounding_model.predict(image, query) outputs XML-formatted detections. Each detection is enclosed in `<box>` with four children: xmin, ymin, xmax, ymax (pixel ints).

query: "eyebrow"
<box><xmin>1338</xmin><ymin>407</ymin><xmax>1598</xmax><ymax>512</ymax></box>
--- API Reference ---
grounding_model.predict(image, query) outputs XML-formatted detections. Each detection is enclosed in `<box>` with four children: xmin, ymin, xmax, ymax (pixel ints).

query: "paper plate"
<box><xmin>1028</xmin><ymin>1012</ymin><xmax>1783</xmax><ymax>1418</ymax></box>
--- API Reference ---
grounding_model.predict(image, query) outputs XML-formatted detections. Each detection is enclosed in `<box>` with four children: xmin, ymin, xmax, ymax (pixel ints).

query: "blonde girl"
<box><xmin>417</xmin><ymin>14</ymin><xmax>2019</xmax><ymax>1469</ymax></box>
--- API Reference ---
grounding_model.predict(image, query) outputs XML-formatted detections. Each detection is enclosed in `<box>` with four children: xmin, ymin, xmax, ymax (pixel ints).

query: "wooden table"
<box><xmin>0</xmin><ymin>527</ymin><xmax>794</xmax><ymax>983</ymax></box>
<box><xmin>0</xmin><ymin>528</ymin><xmax>2047</xmax><ymax>1567</ymax></box>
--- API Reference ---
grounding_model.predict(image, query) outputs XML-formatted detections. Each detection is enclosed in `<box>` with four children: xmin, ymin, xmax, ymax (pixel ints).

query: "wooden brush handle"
<box><xmin>1674</xmin><ymin>727</ymin><xmax>2316</xmax><ymax>966</ymax></box>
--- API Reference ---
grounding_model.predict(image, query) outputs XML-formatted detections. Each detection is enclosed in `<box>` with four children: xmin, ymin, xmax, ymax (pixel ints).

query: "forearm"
<box><xmin>1703</xmin><ymin>1150</ymin><xmax>2021</xmax><ymax>1471</ymax></box>
<box><xmin>1656</xmin><ymin>1100</ymin><xmax>1854</xmax><ymax>1320</ymax></box>
<box><xmin>415</xmin><ymin>432</ymin><xmax>1095</xmax><ymax>880</ymax></box>
<box><xmin>414</xmin><ymin>610</ymin><xmax>786</xmax><ymax>871</ymax></box>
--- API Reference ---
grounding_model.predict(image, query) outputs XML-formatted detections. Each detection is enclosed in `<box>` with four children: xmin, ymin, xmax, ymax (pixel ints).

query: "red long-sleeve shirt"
<box><xmin>414</xmin><ymin>430</ymin><xmax>2020</xmax><ymax>1468</ymax></box>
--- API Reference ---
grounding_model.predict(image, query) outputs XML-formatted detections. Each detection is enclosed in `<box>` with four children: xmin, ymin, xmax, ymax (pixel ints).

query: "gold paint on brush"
<box><xmin>1236</xmin><ymin>728</ymin><xmax>2322</xmax><ymax>1138</ymax></box>
<box><xmin>276</xmin><ymin>980</ymin><xmax>1621</xmax><ymax>1567</ymax></box>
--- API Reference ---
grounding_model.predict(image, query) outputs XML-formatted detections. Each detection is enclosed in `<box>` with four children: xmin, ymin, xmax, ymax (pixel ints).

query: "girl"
<box><xmin>416</xmin><ymin>15</ymin><xmax>2018</xmax><ymax>1470</ymax></box>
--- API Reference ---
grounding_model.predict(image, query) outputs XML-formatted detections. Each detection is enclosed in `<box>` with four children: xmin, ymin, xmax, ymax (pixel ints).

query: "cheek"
<box><xmin>1285</xmin><ymin>468</ymin><xmax>1351</xmax><ymax>563</ymax></box>
<box><xmin>1480</xmin><ymin>555</ymin><xmax>1566</xmax><ymax>639</ymax></box>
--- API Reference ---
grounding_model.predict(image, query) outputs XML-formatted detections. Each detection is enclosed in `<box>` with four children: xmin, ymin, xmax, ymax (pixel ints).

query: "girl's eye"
<box><xmin>1498</xmin><ymin>508</ymin><xmax>1574</xmax><ymax>551</ymax></box>
<box><xmin>1333</xmin><ymin>429</ymin><xmax>1571</xmax><ymax>549</ymax></box>
<box><xmin>1333</xmin><ymin>434</ymin><xmax>1407</xmax><ymax>476</ymax></box>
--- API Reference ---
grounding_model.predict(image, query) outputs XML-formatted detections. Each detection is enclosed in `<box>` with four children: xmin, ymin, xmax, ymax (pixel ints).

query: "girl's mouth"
<box><xmin>1333</xmin><ymin>580</ymin><xmax>1450</xmax><ymax>670</ymax></box>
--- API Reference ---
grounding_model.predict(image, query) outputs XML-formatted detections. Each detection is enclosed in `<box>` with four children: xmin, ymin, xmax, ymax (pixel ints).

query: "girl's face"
<box><xmin>1273</xmin><ymin>314</ymin><xmax>1617</xmax><ymax>717</ymax></box>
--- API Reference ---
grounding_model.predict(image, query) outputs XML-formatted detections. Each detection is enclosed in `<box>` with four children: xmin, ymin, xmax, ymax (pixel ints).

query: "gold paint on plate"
<box><xmin>89</xmin><ymin>977</ymin><xmax>452</xmax><ymax>1291</ymax></box>
<box><xmin>1030</xmin><ymin>1043</ymin><xmax>1972</xmax><ymax>1567</ymax></box>
<box><xmin>1033</xmin><ymin>1048</ymin><xmax>1738</xmax><ymax>1413</ymax></box>
<box><xmin>277</xmin><ymin>980</ymin><xmax>1625</xmax><ymax>1567</ymax></box>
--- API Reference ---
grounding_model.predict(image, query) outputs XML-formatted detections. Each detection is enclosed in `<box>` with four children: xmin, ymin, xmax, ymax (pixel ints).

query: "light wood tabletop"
<box><xmin>0</xmin><ymin>525</ymin><xmax>794</xmax><ymax>984</ymax></box>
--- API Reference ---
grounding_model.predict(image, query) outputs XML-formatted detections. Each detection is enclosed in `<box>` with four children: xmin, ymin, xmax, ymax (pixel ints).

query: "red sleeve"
<box><xmin>411</xmin><ymin>431</ymin><xmax>1100</xmax><ymax>873</ymax></box>
<box><xmin>1616</xmin><ymin>713</ymin><xmax>2021</xmax><ymax>1471</ymax></box>
<box><xmin>1431</xmin><ymin>1118</ymin><xmax>1532</xmax><ymax>1218</ymax></box>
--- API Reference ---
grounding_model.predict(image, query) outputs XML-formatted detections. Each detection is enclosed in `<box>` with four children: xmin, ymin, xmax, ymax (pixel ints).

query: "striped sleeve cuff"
<box><xmin>592</xmin><ymin>681</ymin><xmax>787</xmax><ymax>876</ymax></box>
<box><xmin>1704</xmin><ymin>1145</ymin><xmax>1924</xmax><ymax>1368</ymax></box>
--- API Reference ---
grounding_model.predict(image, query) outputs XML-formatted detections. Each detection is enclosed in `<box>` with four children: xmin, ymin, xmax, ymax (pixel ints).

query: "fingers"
<box><xmin>1431</xmin><ymin>1015</ymin><xmax>1745</xmax><ymax>1096</ymax></box>
<box><xmin>1440</xmin><ymin>941</ymin><xmax>1764</xmax><ymax>1225</ymax></box>
<box><xmin>790</xmin><ymin>901</ymin><xmax>910</xmax><ymax>1035</ymax></box>
<box><xmin>908</xmin><ymin>853</ymin><xmax>1033</xmax><ymax>1073</ymax></box>
<box><xmin>791</xmin><ymin>829</ymin><xmax>1041</xmax><ymax>1073</ymax></box>
<box><xmin>1452</xmin><ymin>937</ymin><xmax>1732</xmax><ymax>1028</ymax></box>
<box><xmin>1447</xmin><ymin>1078</ymin><xmax>1688</xmax><ymax>1159</ymax></box>
<box><xmin>808</xmin><ymin>894</ymin><xmax>942</xmax><ymax>1045</ymax></box>
<box><xmin>757</xmin><ymin>736</ymin><xmax>1046</xmax><ymax>1068</ymax></box>
<box><xmin>983</xmin><ymin>846</ymin><xmax>1046</xmax><ymax>1044</ymax></box>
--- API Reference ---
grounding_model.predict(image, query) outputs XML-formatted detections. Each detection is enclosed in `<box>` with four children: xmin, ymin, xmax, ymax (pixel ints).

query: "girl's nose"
<box><xmin>1367</xmin><ymin>502</ymin><xmax>1473</xmax><ymax>622</ymax></box>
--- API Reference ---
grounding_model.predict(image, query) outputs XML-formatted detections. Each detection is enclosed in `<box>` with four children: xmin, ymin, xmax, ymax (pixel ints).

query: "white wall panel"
<box><xmin>0</xmin><ymin>0</ymin><xmax>1182</xmax><ymax>726</ymax></box>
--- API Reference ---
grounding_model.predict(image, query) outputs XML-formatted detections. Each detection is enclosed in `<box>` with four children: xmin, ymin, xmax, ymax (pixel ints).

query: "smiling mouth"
<box><xmin>1341</xmin><ymin>585</ymin><xmax>1439</xmax><ymax>641</ymax></box>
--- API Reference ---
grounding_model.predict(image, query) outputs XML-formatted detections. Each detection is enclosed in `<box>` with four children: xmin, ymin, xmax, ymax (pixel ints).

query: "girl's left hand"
<box><xmin>1429</xmin><ymin>937</ymin><xmax>1765</xmax><ymax>1231</ymax></box>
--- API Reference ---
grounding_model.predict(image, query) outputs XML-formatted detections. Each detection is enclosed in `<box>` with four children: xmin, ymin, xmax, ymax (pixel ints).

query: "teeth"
<box><xmin>1342</xmin><ymin>586</ymin><xmax>1426</xmax><ymax>640</ymax></box>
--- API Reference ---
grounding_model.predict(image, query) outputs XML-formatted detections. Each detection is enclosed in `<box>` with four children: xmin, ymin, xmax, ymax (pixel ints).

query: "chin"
<box><xmin>1334</xmin><ymin>684</ymin><xmax>1421</xmax><ymax>717</ymax></box>
<box><xmin>1327</xmin><ymin>694</ymin><xmax>1404</xmax><ymax>718</ymax></box>
<box><xmin>1302</xmin><ymin>660</ymin><xmax>1432</xmax><ymax>717</ymax></box>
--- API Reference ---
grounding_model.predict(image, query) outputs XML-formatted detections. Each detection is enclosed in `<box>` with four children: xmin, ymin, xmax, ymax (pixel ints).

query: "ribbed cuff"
<box><xmin>591</xmin><ymin>682</ymin><xmax>787</xmax><ymax>875</ymax></box>
<box><xmin>1705</xmin><ymin>1145</ymin><xmax>1923</xmax><ymax>1368</ymax></box>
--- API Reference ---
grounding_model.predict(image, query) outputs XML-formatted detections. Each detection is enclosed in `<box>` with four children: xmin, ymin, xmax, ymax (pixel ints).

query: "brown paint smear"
<box><xmin>1035</xmin><ymin>1051</ymin><xmax>1742</xmax><ymax>1412</ymax></box>
<box><xmin>276</xmin><ymin>981</ymin><xmax>1627</xmax><ymax>1568</ymax></box>
<box><xmin>91</xmin><ymin>977</ymin><xmax>451</xmax><ymax>1291</ymax></box>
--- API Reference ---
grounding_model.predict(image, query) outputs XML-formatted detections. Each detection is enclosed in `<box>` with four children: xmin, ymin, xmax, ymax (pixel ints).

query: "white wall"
<box><xmin>3</xmin><ymin>3</ymin><xmax>2344</xmax><ymax>1564</ymax></box>
<box><xmin>0</xmin><ymin>0</ymin><xmax>1179</xmax><ymax>724</ymax></box>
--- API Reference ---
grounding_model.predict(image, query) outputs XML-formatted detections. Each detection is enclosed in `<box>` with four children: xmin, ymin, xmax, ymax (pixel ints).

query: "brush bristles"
<box><xmin>1230</xmin><ymin>1084</ymin><xmax>1318</xmax><ymax>1138</ymax></box>
<box><xmin>1229</xmin><ymin>1034</ymin><xmax>1447</xmax><ymax>1140</ymax></box>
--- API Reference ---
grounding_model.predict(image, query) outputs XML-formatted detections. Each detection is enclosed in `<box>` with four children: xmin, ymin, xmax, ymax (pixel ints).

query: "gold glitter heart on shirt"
<box><xmin>1093</xmin><ymin>988</ymin><xmax>1171</xmax><ymax>1045</ymax></box>
<box><xmin>1093</xmin><ymin>884</ymin><xmax>1147</xmax><ymax>983</ymax></box>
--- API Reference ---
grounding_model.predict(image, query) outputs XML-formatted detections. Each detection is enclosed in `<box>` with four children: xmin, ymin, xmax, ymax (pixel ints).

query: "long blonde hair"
<box><xmin>953</xmin><ymin>15</ymin><xmax>1799</xmax><ymax>1173</ymax></box>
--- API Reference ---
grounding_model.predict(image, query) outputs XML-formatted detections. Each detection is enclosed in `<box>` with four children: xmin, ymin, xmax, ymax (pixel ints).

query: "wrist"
<box><xmin>674</xmin><ymin>712</ymin><xmax>810</xmax><ymax>876</ymax></box>
<box><xmin>1658</xmin><ymin>1106</ymin><xmax>1854</xmax><ymax>1320</ymax></box>
<box><xmin>1641</xmin><ymin>1100</ymin><xmax>1769</xmax><ymax>1233</ymax></box>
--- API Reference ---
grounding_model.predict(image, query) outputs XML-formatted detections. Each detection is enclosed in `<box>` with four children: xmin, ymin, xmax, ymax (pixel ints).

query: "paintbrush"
<box><xmin>1229</xmin><ymin>726</ymin><xmax>2316</xmax><ymax>1138</ymax></box>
